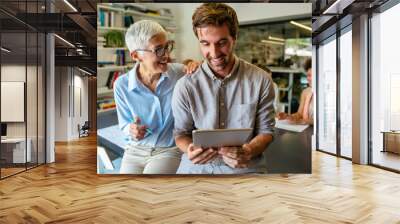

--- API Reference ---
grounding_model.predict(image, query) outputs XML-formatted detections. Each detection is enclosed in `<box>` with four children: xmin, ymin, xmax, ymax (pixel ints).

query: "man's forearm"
<box><xmin>247</xmin><ymin>134</ymin><xmax>273</xmax><ymax>158</ymax></box>
<box><xmin>175</xmin><ymin>135</ymin><xmax>193</xmax><ymax>153</ymax></box>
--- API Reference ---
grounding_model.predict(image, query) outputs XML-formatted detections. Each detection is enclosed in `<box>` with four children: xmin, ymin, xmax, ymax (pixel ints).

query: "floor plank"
<box><xmin>0</xmin><ymin>135</ymin><xmax>399</xmax><ymax>223</ymax></box>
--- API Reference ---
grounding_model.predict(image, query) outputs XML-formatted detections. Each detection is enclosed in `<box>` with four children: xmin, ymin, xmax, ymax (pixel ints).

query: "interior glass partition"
<box><xmin>0</xmin><ymin>1</ymin><xmax>28</xmax><ymax>177</ymax></box>
<box><xmin>317</xmin><ymin>35</ymin><xmax>337</xmax><ymax>155</ymax></box>
<box><xmin>0</xmin><ymin>0</ymin><xmax>46</xmax><ymax>179</ymax></box>
<box><xmin>38</xmin><ymin>31</ymin><xmax>45</xmax><ymax>165</ymax></box>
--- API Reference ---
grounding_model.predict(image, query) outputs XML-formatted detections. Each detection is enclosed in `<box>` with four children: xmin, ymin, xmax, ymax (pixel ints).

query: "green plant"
<box><xmin>104</xmin><ymin>31</ymin><xmax>124</xmax><ymax>47</ymax></box>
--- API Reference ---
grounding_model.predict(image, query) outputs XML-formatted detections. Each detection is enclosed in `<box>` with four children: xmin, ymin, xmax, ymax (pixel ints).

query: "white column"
<box><xmin>352</xmin><ymin>14</ymin><xmax>369</xmax><ymax>164</ymax></box>
<box><xmin>46</xmin><ymin>33</ymin><xmax>55</xmax><ymax>163</ymax></box>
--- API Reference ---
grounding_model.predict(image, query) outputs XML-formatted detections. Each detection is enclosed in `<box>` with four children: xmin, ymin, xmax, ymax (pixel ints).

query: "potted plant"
<box><xmin>104</xmin><ymin>31</ymin><xmax>124</xmax><ymax>47</ymax></box>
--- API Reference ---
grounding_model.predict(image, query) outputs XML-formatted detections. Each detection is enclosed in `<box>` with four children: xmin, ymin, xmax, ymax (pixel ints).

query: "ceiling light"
<box><xmin>54</xmin><ymin>34</ymin><xmax>75</xmax><ymax>48</ymax></box>
<box><xmin>78</xmin><ymin>67</ymin><xmax>93</xmax><ymax>76</ymax></box>
<box><xmin>290</xmin><ymin>21</ymin><xmax>312</xmax><ymax>32</ymax></box>
<box><xmin>322</xmin><ymin>0</ymin><xmax>354</xmax><ymax>15</ymax></box>
<box><xmin>323</xmin><ymin>0</ymin><xmax>342</xmax><ymax>14</ymax></box>
<box><xmin>261</xmin><ymin>40</ymin><xmax>285</xmax><ymax>46</ymax></box>
<box><xmin>63</xmin><ymin>0</ymin><xmax>78</xmax><ymax>12</ymax></box>
<box><xmin>1</xmin><ymin>47</ymin><xmax>11</xmax><ymax>53</ymax></box>
<box><xmin>268</xmin><ymin>36</ymin><xmax>285</xmax><ymax>42</ymax></box>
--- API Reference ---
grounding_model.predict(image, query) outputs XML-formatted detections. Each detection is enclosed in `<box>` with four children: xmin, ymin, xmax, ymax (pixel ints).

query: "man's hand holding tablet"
<box><xmin>186</xmin><ymin>143</ymin><xmax>218</xmax><ymax>164</ymax></box>
<box><xmin>191</xmin><ymin>128</ymin><xmax>254</xmax><ymax>167</ymax></box>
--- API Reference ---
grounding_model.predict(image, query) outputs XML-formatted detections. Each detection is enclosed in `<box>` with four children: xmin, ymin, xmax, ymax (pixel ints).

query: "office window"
<box><xmin>317</xmin><ymin>36</ymin><xmax>337</xmax><ymax>154</ymax></box>
<box><xmin>0</xmin><ymin>0</ymin><xmax>47</xmax><ymax>179</ymax></box>
<box><xmin>371</xmin><ymin>3</ymin><xmax>400</xmax><ymax>171</ymax></box>
<box><xmin>339</xmin><ymin>27</ymin><xmax>352</xmax><ymax>158</ymax></box>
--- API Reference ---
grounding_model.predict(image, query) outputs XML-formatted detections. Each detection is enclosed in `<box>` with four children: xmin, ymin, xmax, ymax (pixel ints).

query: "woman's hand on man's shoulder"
<box><xmin>182</xmin><ymin>60</ymin><xmax>202</xmax><ymax>75</ymax></box>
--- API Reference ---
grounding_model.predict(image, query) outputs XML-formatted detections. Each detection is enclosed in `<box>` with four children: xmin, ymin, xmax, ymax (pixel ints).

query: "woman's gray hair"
<box><xmin>125</xmin><ymin>20</ymin><xmax>167</xmax><ymax>53</ymax></box>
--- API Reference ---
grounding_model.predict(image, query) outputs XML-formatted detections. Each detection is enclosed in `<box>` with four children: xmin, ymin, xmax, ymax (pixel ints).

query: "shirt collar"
<box><xmin>128</xmin><ymin>63</ymin><xmax>140</xmax><ymax>91</ymax></box>
<box><xmin>202</xmin><ymin>55</ymin><xmax>240</xmax><ymax>81</ymax></box>
<box><xmin>128</xmin><ymin>63</ymin><xmax>170</xmax><ymax>92</ymax></box>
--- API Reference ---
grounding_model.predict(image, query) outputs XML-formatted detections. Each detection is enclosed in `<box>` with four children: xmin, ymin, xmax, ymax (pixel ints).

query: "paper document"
<box><xmin>97</xmin><ymin>146</ymin><xmax>114</xmax><ymax>170</ymax></box>
<box><xmin>275</xmin><ymin>119</ymin><xmax>309</xmax><ymax>132</ymax></box>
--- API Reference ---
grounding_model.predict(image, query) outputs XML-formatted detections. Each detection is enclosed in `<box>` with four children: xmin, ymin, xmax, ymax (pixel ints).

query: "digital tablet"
<box><xmin>192</xmin><ymin>128</ymin><xmax>253</xmax><ymax>148</ymax></box>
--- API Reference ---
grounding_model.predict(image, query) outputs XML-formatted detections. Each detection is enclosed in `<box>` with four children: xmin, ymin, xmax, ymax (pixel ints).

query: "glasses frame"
<box><xmin>135</xmin><ymin>40</ymin><xmax>174</xmax><ymax>58</ymax></box>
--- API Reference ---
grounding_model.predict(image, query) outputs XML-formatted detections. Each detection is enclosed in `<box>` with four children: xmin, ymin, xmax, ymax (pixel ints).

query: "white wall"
<box><xmin>55</xmin><ymin>67</ymin><xmax>66</xmax><ymax>141</ymax></box>
<box><xmin>54</xmin><ymin>67</ymin><xmax>89</xmax><ymax>141</ymax></box>
<box><xmin>1</xmin><ymin>65</ymin><xmax>32</xmax><ymax>138</ymax></box>
<box><xmin>2</xmin><ymin>64</ymin><xmax>46</xmax><ymax>164</ymax></box>
<box><xmin>72</xmin><ymin>73</ymin><xmax>89</xmax><ymax>138</ymax></box>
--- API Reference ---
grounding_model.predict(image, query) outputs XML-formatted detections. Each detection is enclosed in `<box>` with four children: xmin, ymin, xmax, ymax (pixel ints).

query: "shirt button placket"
<box><xmin>219</xmin><ymin>81</ymin><xmax>226</xmax><ymax>129</ymax></box>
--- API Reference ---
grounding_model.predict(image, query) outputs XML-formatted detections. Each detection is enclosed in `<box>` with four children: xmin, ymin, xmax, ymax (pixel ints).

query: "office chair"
<box><xmin>79</xmin><ymin>121</ymin><xmax>90</xmax><ymax>138</ymax></box>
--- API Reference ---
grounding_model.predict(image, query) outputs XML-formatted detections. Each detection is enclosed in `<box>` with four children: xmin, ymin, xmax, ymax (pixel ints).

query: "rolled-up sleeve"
<box><xmin>171</xmin><ymin>78</ymin><xmax>194</xmax><ymax>137</ymax></box>
<box><xmin>114</xmin><ymin>78</ymin><xmax>132</xmax><ymax>137</ymax></box>
<box><xmin>255</xmin><ymin>75</ymin><xmax>276</xmax><ymax>135</ymax></box>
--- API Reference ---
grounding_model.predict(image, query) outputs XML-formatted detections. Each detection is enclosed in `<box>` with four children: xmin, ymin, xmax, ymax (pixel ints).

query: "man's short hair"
<box><xmin>125</xmin><ymin>20</ymin><xmax>167</xmax><ymax>53</ymax></box>
<box><xmin>304</xmin><ymin>58</ymin><xmax>312</xmax><ymax>71</ymax></box>
<box><xmin>192</xmin><ymin>3</ymin><xmax>239</xmax><ymax>39</ymax></box>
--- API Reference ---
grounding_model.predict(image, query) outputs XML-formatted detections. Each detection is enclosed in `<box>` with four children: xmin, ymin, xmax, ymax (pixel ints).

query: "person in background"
<box><xmin>277</xmin><ymin>58</ymin><xmax>313</xmax><ymax>125</ymax></box>
<box><xmin>114</xmin><ymin>20</ymin><xmax>199</xmax><ymax>174</ymax></box>
<box><xmin>262</xmin><ymin>66</ymin><xmax>280</xmax><ymax>113</ymax></box>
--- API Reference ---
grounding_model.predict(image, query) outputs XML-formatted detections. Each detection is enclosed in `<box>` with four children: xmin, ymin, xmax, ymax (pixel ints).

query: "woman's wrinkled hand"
<box><xmin>129</xmin><ymin>117</ymin><xmax>147</xmax><ymax>141</ymax></box>
<box><xmin>183</xmin><ymin>60</ymin><xmax>201</xmax><ymax>74</ymax></box>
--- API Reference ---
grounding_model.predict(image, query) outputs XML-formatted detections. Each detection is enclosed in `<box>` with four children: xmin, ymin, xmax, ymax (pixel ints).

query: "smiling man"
<box><xmin>172</xmin><ymin>3</ymin><xmax>276</xmax><ymax>174</ymax></box>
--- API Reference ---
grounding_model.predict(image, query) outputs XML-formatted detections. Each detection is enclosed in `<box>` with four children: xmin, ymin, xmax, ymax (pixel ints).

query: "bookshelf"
<box><xmin>98</xmin><ymin>87</ymin><xmax>114</xmax><ymax>96</ymax></box>
<box><xmin>270</xmin><ymin>67</ymin><xmax>303</xmax><ymax>114</ymax></box>
<box><xmin>98</xmin><ymin>26</ymin><xmax>127</xmax><ymax>32</ymax></box>
<box><xmin>97</xmin><ymin>65</ymin><xmax>132</xmax><ymax>71</ymax></box>
<box><xmin>97</xmin><ymin>3</ymin><xmax>177</xmax><ymax>113</ymax></box>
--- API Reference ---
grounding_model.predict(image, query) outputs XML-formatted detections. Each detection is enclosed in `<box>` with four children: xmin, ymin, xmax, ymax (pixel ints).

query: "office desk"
<box><xmin>381</xmin><ymin>131</ymin><xmax>400</xmax><ymax>154</ymax></box>
<box><xmin>1</xmin><ymin>138</ymin><xmax>32</xmax><ymax>164</ymax></box>
<box><xmin>96</xmin><ymin>106</ymin><xmax>312</xmax><ymax>174</ymax></box>
<box><xmin>264</xmin><ymin>127</ymin><xmax>312</xmax><ymax>173</ymax></box>
<box><xmin>97</xmin><ymin>126</ymin><xmax>312</xmax><ymax>174</ymax></box>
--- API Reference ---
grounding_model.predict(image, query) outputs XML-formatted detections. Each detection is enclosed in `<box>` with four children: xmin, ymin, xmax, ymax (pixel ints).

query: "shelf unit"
<box><xmin>97</xmin><ymin>108</ymin><xmax>117</xmax><ymax>114</ymax></box>
<box><xmin>97</xmin><ymin>3</ymin><xmax>177</xmax><ymax>113</ymax></box>
<box><xmin>98</xmin><ymin>47</ymin><xmax>128</xmax><ymax>51</ymax></box>
<box><xmin>124</xmin><ymin>10</ymin><xmax>173</xmax><ymax>21</ymax></box>
<box><xmin>98</xmin><ymin>87</ymin><xmax>114</xmax><ymax>96</ymax></box>
<box><xmin>270</xmin><ymin>67</ymin><xmax>303</xmax><ymax>114</ymax></box>
<box><xmin>98</xmin><ymin>26</ymin><xmax>127</xmax><ymax>32</ymax></box>
<box><xmin>97</xmin><ymin>65</ymin><xmax>131</xmax><ymax>71</ymax></box>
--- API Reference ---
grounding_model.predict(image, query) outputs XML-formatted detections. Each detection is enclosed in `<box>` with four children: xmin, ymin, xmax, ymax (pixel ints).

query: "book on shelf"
<box><xmin>124</xmin><ymin>15</ymin><xmax>134</xmax><ymax>28</ymax></box>
<box><xmin>106</xmin><ymin>71</ymin><xmax>123</xmax><ymax>89</ymax></box>
<box><xmin>116</xmin><ymin>49</ymin><xmax>126</xmax><ymax>65</ymax></box>
<box><xmin>98</xmin><ymin>9</ymin><xmax>124</xmax><ymax>28</ymax></box>
<box><xmin>98</xmin><ymin>49</ymin><xmax>127</xmax><ymax>66</ymax></box>
<box><xmin>98</xmin><ymin>61</ymin><xmax>115</xmax><ymax>67</ymax></box>
<box><xmin>97</xmin><ymin>95</ymin><xmax>116</xmax><ymax>110</ymax></box>
<box><xmin>98</xmin><ymin>10</ymin><xmax>105</xmax><ymax>26</ymax></box>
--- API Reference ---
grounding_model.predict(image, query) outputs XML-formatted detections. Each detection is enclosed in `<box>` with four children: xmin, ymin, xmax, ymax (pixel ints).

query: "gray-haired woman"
<box><xmin>114</xmin><ymin>20</ymin><xmax>199</xmax><ymax>174</ymax></box>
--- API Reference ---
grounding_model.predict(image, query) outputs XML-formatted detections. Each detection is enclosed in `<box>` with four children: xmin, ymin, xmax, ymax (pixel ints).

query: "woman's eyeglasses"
<box><xmin>135</xmin><ymin>41</ymin><xmax>174</xmax><ymax>58</ymax></box>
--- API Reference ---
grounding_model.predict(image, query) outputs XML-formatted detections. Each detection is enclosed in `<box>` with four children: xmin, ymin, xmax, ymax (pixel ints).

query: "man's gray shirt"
<box><xmin>171</xmin><ymin>56</ymin><xmax>275</xmax><ymax>174</ymax></box>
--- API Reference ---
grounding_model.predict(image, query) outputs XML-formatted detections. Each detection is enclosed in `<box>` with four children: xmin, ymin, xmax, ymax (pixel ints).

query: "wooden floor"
<box><xmin>1</xmin><ymin>135</ymin><xmax>400</xmax><ymax>223</ymax></box>
<box><xmin>1</xmin><ymin>167</ymin><xmax>26</xmax><ymax>178</ymax></box>
<box><xmin>373</xmin><ymin>150</ymin><xmax>400</xmax><ymax>171</ymax></box>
